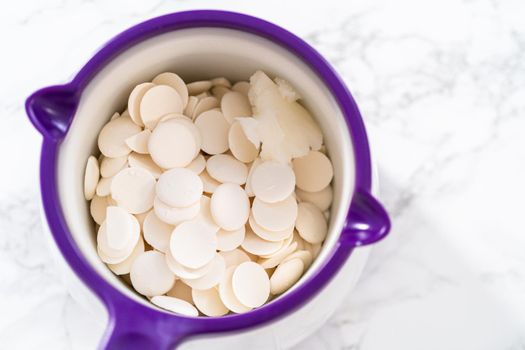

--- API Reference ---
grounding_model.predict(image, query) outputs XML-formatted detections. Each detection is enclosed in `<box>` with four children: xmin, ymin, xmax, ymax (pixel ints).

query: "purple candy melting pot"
<box><xmin>25</xmin><ymin>10</ymin><xmax>391</xmax><ymax>350</ymax></box>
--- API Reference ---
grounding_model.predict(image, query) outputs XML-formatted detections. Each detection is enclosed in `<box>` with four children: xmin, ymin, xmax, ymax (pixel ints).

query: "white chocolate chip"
<box><xmin>128</xmin><ymin>83</ymin><xmax>154</xmax><ymax>127</ymax></box>
<box><xmin>295</xmin><ymin>185</ymin><xmax>333</xmax><ymax>212</ymax></box>
<box><xmin>219</xmin><ymin>266</ymin><xmax>252</xmax><ymax>314</ymax></box>
<box><xmin>206</xmin><ymin>154</ymin><xmax>248</xmax><ymax>185</ymax></box>
<box><xmin>108</xmin><ymin>236</ymin><xmax>145</xmax><ymax>275</ymax></box>
<box><xmin>151</xmin><ymin>296</ymin><xmax>198</xmax><ymax>316</ymax></box>
<box><xmin>292</xmin><ymin>151</ymin><xmax>333</xmax><ymax>192</ymax></box>
<box><xmin>90</xmin><ymin>195</ymin><xmax>113</xmax><ymax>225</ymax></box>
<box><xmin>149</xmin><ymin>119</ymin><xmax>200</xmax><ymax>169</ymax></box>
<box><xmin>152</xmin><ymin>72</ymin><xmax>189</xmax><ymax>108</ymax></box>
<box><xmin>232</xmin><ymin>262</ymin><xmax>269</xmax><ymax>308</ymax></box>
<box><xmin>248</xmin><ymin>213</ymin><xmax>294</xmax><ymax>242</ymax></box>
<box><xmin>259</xmin><ymin>232</ymin><xmax>295</xmax><ymax>259</ymax></box>
<box><xmin>84</xmin><ymin>156</ymin><xmax>100</xmax><ymax>200</ymax></box>
<box><xmin>232</xmin><ymin>81</ymin><xmax>250</xmax><ymax>95</ymax></box>
<box><xmin>282</xmin><ymin>250</ymin><xmax>313</xmax><ymax>269</ymax></box>
<box><xmin>221</xmin><ymin>91</ymin><xmax>252</xmax><ymax>124</ymax></box>
<box><xmin>199</xmin><ymin>170</ymin><xmax>221</xmax><ymax>194</ymax></box>
<box><xmin>165</xmin><ymin>249</ymin><xmax>214</xmax><ymax>280</ymax></box>
<box><xmin>210</xmin><ymin>183</ymin><xmax>249</xmax><ymax>231</ymax></box>
<box><xmin>159</xmin><ymin>113</ymin><xmax>190</xmax><ymax>123</ymax></box>
<box><xmin>244</xmin><ymin>158</ymin><xmax>262</xmax><ymax>197</ymax></box>
<box><xmin>182</xmin><ymin>254</ymin><xmax>226</xmax><ymax>290</ymax></box>
<box><xmin>236</xmin><ymin>117</ymin><xmax>261</xmax><ymax>149</ymax></box>
<box><xmin>189</xmin><ymin>196</ymin><xmax>219</xmax><ymax>232</ymax></box>
<box><xmin>125</xmin><ymin>129</ymin><xmax>151</xmax><ymax>154</ymax></box>
<box><xmin>241</xmin><ymin>227</ymin><xmax>283</xmax><ymax>256</ymax></box>
<box><xmin>130</xmin><ymin>251</ymin><xmax>175</xmax><ymax>297</ymax></box>
<box><xmin>97</xmin><ymin>207</ymin><xmax>140</xmax><ymax>264</ymax></box>
<box><xmin>134</xmin><ymin>210</ymin><xmax>148</xmax><ymax>229</ymax></box>
<box><xmin>128</xmin><ymin>153</ymin><xmax>162</xmax><ymax>179</ymax></box>
<box><xmin>219</xmin><ymin>249</ymin><xmax>251</xmax><ymax>268</ymax></box>
<box><xmin>251</xmin><ymin>160</ymin><xmax>295</xmax><ymax>203</ymax></box>
<box><xmin>111</xmin><ymin>167</ymin><xmax>156</xmax><ymax>214</ymax></box>
<box><xmin>170</xmin><ymin>220</ymin><xmax>217</xmax><ymax>269</ymax></box>
<box><xmin>309</xmin><ymin>242</ymin><xmax>322</xmax><ymax>259</ymax></box>
<box><xmin>95</xmin><ymin>177</ymin><xmax>112</xmax><ymax>197</ymax></box>
<box><xmin>251</xmin><ymin>195</ymin><xmax>298</xmax><ymax>232</ymax></box>
<box><xmin>258</xmin><ymin>242</ymin><xmax>298</xmax><ymax>269</ymax></box>
<box><xmin>291</xmin><ymin>231</ymin><xmax>306</xmax><ymax>252</ymax></box>
<box><xmin>105</xmin><ymin>206</ymin><xmax>138</xmax><ymax>251</ymax></box>
<box><xmin>140</xmin><ymin>85</ymin><xmax>183</xmax><ymax>129</ymax></box>
<box><xmin>100</xmin><ymin>155</ymin><xmax>127</xmax><ymax>178</ymax></box>
<box><xmin>228</xmin><ymin>121</ymin><xmax>259</xmax><ymax>163</ymax></box>
<box><xmin>211</xmin><ymin>86</ymin><xmax>231</xmax><ymax>101</ymax></box>
<box><xmin>295</xmin><ymin>202</ymin><xmax>328</xmax><ymax>244</ymax></box>
<box><xmin>167</xmin><ymin>281</ymin><xmax>194</xmax><ymax>305</ymax></box>
<box><xmin>165</xmin><ymin>116</ymin><xmax>201</xmax><ymax>158</ymax></box>
<box><xmin>194</xmin><ymin>110</ymin><xmax>230</xmax><ymax>155</ymax></box>
<box><xmin>187</xmin><ymin>80</ymin><xmax>212</xmax><ymax>95</ymax></box>
<box><xmin>192</xmin><ymin>287</ymin><xmax>229</xmax><ymax>317</ymax></box>
<box><xmin>185</xmin><ymin>154</ymin><xmax>206</xmax><ymax>174</ymax></box>
<box><xmin>98</xmin><ymin>115</ymin><xmax>141</xmax><ymax>158</ymax></box>
<box><xmin>270</xmin><ymin>258</ymin><xmax>304</xmax><ymax>295</ymax></box>
<box><xmin>184</xmin><ymin>96</ymin><xmax>199</xmax><ymax>118</ymax></box>
<box><xmin>211</xmin><ymin>77</ymin><xmax>232</xmax><ymax>88</ymax></box>
<box><xmin>143</xmin><ymin>210</ymin><xmax>174</xmax><ymax>253</ymax></box>
<box><xmin>156</xmin><ymin>168</ymin><xmax>203</xmax><ymax>208</ymax></box>
<box><xmin>192</xmin><ymin>96</ymin><xmax>219</xmax><ymax>119</ymax></box>
<box><xmin>216</xmin><ymin>226</ymin><xmax>245</xmax><ymax>252</ymax></box>
<box><xmin>153</xmin><ymin>196</ymin><xmax>200</xmax><ymax>226</ymax></box>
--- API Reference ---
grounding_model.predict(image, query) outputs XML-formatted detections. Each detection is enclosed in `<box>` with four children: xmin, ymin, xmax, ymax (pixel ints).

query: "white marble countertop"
<box><xmin>1</xmin><ymin>0</ymin><xmax>524</xmax><ymax>349</ymax></box>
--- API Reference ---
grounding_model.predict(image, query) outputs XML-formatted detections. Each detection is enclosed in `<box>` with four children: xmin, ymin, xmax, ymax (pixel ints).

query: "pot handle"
<box><xmin>98</xmin><ymin>304</ymin><xmax>190</xmax><ymax>350</ymax></box>
<box><xmin>341</xmin><ymin>189</ymin><xmax>391</xmax><ymax>247</ymax></box>
<box><xmin>25</xmin><ymin>85</ymin><xmax>79</xmax><ymax>141</ymax></box>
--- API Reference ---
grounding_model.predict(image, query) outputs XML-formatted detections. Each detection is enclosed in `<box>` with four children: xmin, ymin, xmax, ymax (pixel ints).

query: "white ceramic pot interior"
<box><xmin>57</xmin><ymin>28</ymin><xmax>356</xmax><ymax>310</ymax></box>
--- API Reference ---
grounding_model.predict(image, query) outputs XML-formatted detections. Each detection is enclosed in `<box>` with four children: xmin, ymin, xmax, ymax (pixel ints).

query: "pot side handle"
<box><xmin>341</xmin><ymin>189</ymin><xmax>391</xmax><ymax>247</ymax></box>
<box><xmin>100</xmin><ymin>323</ymin><xmax>175</xmax><ymax>350</ymax></box>
<box><xmin>99</xmin><ymin>307</ymin><xmax>190</xmax><ymax>350</ymax></box>
<box><xmin>25</xmin><ymin>85</ymin><xmax>79</xmax><ymax>141</ymax></box>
